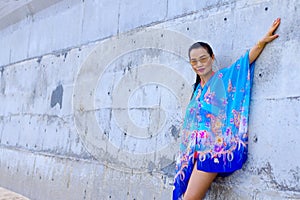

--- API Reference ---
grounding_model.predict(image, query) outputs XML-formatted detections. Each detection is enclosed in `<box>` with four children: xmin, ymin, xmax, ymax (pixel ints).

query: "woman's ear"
<box><xmin>212</xmin><ymin>54</ymin><xmax>215</xmax><ymax>60</ymax></box>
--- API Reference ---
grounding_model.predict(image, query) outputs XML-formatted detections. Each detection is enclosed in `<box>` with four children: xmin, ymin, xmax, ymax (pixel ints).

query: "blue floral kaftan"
<box><xmin>173</xmin><ymin>50</ymin><xmax>255</xmax><ymax>199</ymax></box>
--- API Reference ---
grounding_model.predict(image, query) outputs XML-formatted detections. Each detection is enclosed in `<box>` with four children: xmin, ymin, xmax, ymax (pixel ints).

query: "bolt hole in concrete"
<box><xmin>224</xmin><ymin>17</ymin><xmax>227</xmax><ymax>21</ymax></box>
<box><xmin>265</xmin><ymin>7</ymin><xmax>268</xmax><ymax>11</ymax></box>
<box><xmin>253</xmin><ymin>135</ymin><xmax>258</xmax><ymax>143</ymax></box>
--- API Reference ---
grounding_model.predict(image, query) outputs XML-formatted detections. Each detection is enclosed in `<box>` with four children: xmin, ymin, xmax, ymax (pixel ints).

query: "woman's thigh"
<box><xmin>183</xmin><ymin>162</ymin><xmax>217</xmax><ymax>200</ymax></box>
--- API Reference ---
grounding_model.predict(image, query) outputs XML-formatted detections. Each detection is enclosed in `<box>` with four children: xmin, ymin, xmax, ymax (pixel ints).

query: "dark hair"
<box><xmin>188</xmin><ymin>42</ymin><xmax>214</xmax><ymax>98</ymax></box>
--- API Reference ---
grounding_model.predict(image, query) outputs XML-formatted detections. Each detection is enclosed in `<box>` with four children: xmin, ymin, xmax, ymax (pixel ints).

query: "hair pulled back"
<box><xmin>188</xmin><ymin>42</ymin><xmax>214</xmax><ymax>97</ymax></box>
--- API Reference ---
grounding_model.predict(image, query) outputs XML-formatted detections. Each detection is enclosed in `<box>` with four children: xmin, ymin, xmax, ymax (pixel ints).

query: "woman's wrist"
<box><xmin>257</xmin><ymin>40</ymin><xmax>267</xmax><ymax>49</ymax></box>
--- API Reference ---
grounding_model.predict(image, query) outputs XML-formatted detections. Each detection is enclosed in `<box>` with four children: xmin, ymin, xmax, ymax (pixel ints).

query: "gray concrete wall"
<box><xmin>0</xmin><ymin>0</ymin><xmax>299</xmax><ymax>199</ymax></box>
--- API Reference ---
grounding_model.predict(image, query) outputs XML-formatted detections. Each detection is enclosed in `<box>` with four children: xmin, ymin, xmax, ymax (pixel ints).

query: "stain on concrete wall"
<box><xmin>51</xmin><ymin>84</ymin><xmax>63</xmax><ymax>109</ymax></box>
<box><xmin>0</xmin><ymin>0</ymin><xmax>299</xmax><ymax>199</ymax></box>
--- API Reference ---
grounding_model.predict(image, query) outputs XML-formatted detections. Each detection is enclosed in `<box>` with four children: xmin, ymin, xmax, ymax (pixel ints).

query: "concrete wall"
<box><xmin>0</xmin><ymin>0</ymin><xmax>299</xmax><ymax>199</ymax></box>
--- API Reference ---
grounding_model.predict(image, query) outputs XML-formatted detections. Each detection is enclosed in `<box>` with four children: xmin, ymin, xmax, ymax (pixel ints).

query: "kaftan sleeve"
<box><xmin>200</xmin><ymin>50</ymin><xmax>256</xmax><ymax>130</ymax></box>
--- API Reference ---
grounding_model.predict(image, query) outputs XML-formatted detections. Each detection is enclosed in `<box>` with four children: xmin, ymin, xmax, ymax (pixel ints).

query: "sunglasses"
<box><xmin>190</xmin><ymin>56</ymin><xmax>211</xmax><ymax>66</ymax></box>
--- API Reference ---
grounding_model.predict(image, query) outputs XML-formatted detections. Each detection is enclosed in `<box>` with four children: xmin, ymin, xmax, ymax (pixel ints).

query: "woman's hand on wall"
<box><xmin>249</xmin><ymin>18</ymin><xmax>281</xmax><ymax>64</ymax></box>
<box><xmin>260</xmin><ymin>17</ymin><xmax>281</xmax><ymax>44</ymax></box>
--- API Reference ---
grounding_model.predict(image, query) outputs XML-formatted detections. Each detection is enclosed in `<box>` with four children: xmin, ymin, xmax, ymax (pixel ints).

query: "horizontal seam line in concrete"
<box><xmin>252</xmin><ymin>96</ymin><xmax>300</xmax><ymax>101</ymax></box>
<box><xmin>0</xmin><ymin>145</ymin><xmax>172</xmax><ymax>175</ymax></box>
<box><xmin>0</xmin><ymin>0</ymin><xmax>253</xmax><ymax>69</ymax></box>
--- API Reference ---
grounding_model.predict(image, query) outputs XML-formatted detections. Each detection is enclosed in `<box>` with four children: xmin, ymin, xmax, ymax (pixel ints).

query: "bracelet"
<box><xmin>257</xmin><ymin>40</ymin><xmax>265</xmax><ymax>49</ymax></box>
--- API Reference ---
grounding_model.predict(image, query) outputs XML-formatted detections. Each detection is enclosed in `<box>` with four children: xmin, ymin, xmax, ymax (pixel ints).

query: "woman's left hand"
<box><xmin>249</xmin><ymin>18</ymin><xmax>281</xmax><ymax>63</ymax></box>
<box><xmin>260</xmin><ymin>18</ymin><xmax>281</xmax><ymax>44</ymax></box>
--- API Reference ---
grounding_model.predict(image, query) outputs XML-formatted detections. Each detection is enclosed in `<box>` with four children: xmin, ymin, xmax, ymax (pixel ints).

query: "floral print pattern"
<box><xmin>173</xmin><ymin>51</ymin><xmax>255</xmax><ymax>199</ymax></box>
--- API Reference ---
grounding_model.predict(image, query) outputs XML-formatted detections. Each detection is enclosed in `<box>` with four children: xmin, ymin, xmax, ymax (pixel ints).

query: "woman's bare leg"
<box><xmin>183</xmin><ymin>161</ymin><xmax>217</xmax><ymax>200</ymax></box>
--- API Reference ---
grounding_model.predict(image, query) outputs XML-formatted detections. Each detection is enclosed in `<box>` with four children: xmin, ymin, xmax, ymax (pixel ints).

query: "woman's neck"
<box><xmin>200</xmin><ymin>71</ymin><xmax>214</xmax><ymax>87</ymax></box>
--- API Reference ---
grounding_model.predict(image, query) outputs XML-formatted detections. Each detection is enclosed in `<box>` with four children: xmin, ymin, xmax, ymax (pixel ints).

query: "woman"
<box><xmin>173</xmin><ymin>18</ymin><xmax>281</xmax><ymax>200</ymax></box>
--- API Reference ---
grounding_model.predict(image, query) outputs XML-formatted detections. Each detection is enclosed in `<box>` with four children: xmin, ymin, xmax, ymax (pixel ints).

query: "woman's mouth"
<box><xmin>197</xmin><ymin>68</ymin><xmax>205</xmax><ymax>72</ymax></box>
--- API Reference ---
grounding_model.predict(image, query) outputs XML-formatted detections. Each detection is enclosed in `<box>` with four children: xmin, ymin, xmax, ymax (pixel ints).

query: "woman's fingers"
<box><xmin>264</xmin><ymin>33</ymin><xmax>279</xmax><ymax>43</ymax></box>
<box><xmin>262</xmin><ymin>18</ymin><xmax>280</xmax><ymax>43</ymax></box>
<box><xmin>267</xmin><ymin>34</ymin><xmax>279</xmax><ymax>42</ymax></box>
<box><xmin>273</xmin><ymin>18</ymin><xmax>281</xmax><ymax>25</ymax></box>
<box><xmin>268</xmin><ymin>18</ymin><xmax>281</xmax><ymax>35</ymax></box>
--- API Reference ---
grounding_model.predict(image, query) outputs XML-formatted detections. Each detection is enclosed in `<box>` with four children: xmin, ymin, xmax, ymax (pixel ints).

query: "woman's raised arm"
<box><xmin>249</xmin><ymin>18</ymin><xmax>281</xmax><ymax>64</ymax></box>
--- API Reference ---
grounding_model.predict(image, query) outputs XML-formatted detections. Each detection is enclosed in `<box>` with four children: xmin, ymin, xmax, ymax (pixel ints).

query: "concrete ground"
<box><xmin>0</xmin><ymin>187</ymin><xmax>29</xmax><ymax>200</ymax></box>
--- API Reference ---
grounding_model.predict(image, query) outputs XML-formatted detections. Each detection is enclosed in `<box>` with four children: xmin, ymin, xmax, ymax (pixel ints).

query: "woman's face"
<box><xmin>189</xmin><ymin>47</ymin><xmax>214</xmax><ymax>78</ymax></box>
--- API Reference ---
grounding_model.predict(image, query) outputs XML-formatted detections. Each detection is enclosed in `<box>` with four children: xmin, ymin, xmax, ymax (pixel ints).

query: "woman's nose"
<box><xmin>196</xmin><ymin>61</ymin><xmax>203</xmax><ymax>67</ymax></box>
